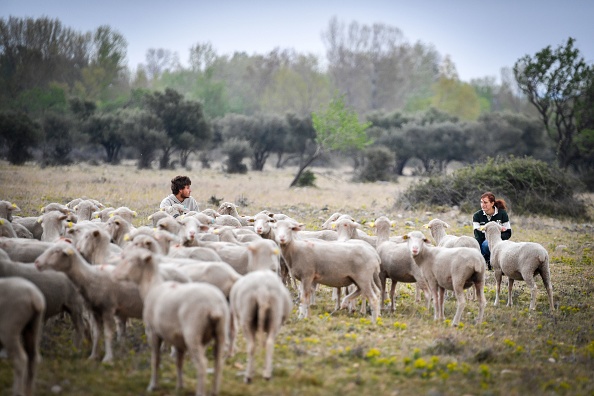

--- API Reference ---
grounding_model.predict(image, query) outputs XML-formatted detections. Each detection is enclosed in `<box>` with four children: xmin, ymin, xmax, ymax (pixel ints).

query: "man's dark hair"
<box><xmin>171</xmin><ymin>175</ymin><xmax>191</xmax><ymax>195</ymax></box>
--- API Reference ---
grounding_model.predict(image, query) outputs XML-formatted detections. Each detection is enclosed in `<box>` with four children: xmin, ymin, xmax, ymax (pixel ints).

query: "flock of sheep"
<box><xmin>0</xmin><ymin>198</ymin><xmax>555</xmax><ymax>396</ymax></box>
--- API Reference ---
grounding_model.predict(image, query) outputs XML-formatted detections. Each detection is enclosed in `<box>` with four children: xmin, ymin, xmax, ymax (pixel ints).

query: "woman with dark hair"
<box><xmin>472</xmin><ymin>191</ymin><xmax>512</xmax><ymax>270</ymax></box>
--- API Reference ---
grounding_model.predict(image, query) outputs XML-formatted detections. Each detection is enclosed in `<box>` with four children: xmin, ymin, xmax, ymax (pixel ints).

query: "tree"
<box><xmin>514</xmin><ymin>37</ymin><xmax>593</xmax><ymax>170</ymax></box>
<box><xmin>289</xmin><ymin>93</ymin><xmax>371</xmax><ymax>187</ymax></box>
<box><xmin>41</xmin><ymin>112</ymin><xmax>76</xmax><ymax>165</ymax></box>
<box><xmin>0</xmin><ymin>111</ymin><xmax>42</xmax><ymax>165</ymax></box>
<box><xmin>431</xmin><ymin>56</ymin><xmax>481</xmax><ymax>120</ymax></box>
<box><xmin>122</xmin><ymin>109</ymin><xmax>167</xmax><ymax>169</ymax></box>
<box><xmin>143</xmin><ymin>88</ymin><xmax>211</xmax><ymax>169</ymax></box>
<box><xmin>83</xmin><ymin>112</ymin><xmax>126</xmax><ymax>163</ymax></box>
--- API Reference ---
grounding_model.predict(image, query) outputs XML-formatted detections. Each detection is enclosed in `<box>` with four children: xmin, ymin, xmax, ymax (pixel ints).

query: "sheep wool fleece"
<box><xmin>159</xmin><ymin>194</ymin><xmax>199</xmax><ymax>212</ymax></box>
<box><xmin>472</xmin><ymin>208</ymin><xmax>512</xmax><ymax>246</ymax></box>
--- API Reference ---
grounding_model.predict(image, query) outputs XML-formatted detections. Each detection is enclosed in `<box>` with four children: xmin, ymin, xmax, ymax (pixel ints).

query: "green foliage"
<box><xmin>0</xmin><ymin>111</ymin><xmax>42</xmax><ymax>164</ymax></box>
<box><xmin>514</xmin><ymin>37</ymin><xmax>593</xmax><ymax>170</ymax></box>
<box><xmin>41</xmin><ymin>112</ymin><xmax>76</xmax><ymax>166</ymax></box>
<box><xmin>312</xmin><ymin>93</ymin><xmax>371</xmax><ymax>152</ymax></box>
<box><xmin>357</xmin><ymin>146</ymin><xmax>395</xmax><ymax>182</ymax></box>
<box><xmin>221</xmin><ymin>137</ymin><xmax>251</xmax><ymax>174</ymax></box>
<box><xmin>397</xmin><ymin>156</ymin><xmax>589</xmax><ymax>219</ymax></box>
<box><xmin>295</xmin><ymin>170</ymin><xmax>316</xmax><ymax>187</ymax></box>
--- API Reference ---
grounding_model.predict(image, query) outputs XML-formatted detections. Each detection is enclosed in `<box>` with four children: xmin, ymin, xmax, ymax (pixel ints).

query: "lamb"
<box><xmin>214</xmin><ymin>214</ymin><xmax>243</xmax><ymax>228</ymax></box>
<box><xmin>229</xmin><ymin>270</ymin><xmax>292</xmax><ymax>383</ymax></box>
<box><xmin>169</xmin><ymin>260</ymin><xmax>242</xmax><ymax>299</ymax></box>
<box><xmin>424</xmin><ymin>218</ymin><xmax>480</xmax><ymax>249</ymax></box>
<box><xmin>156</xmin><ymin>216</ymin><xmax>182</xmax><ymax>236</ymax></box>
<box><xmin>0</xmin><ymin>237</ymin><xmax>54</xmax><ymax>262</ymax></box>
<box><xmin>371</xmin><ymin>216</ymin><xmax>431</xmax><ymax>312</ymax></box>
<box><xmin>72</xmin><ymin>199</ymin><xmax>101</xmax><ymax>222</ymax></box>
<box><xmin>0</xmin><ymin>218</ymin><xmax>18</xmax><ymax>237</ymax></box>
<box><xmin>214</xmin><ymin>226</ymin><xmax>262</xmax><ymax>244</ymax></box>
<box><xmin>109</xmin><ymin>206</ymin><xmax>137</xmax><ymax>224</ymax></box>
<box><xmin>41</xmin><ymin>202</ymin><xmax>71</xmax><ymax>215</ymax></box>
<box><xmin>0</xmin><ymin>253</ymin><xmax>86</xmax><ymax>347</ymax></box>
<box><xmin>37</xmin><ymin>210</ymin><xmax>68</xmax><ymax>242</ymax></box>
<box><xmin>147</xmin><ymin>209</ymin><xmax>172</xmax><ymax>227</ymax></box>
<box><xmin>92</xmin><ymin>207</ymin><xmax>115</xmax><ymax>222</ymax></box>
<box><xmin>11</xmin><ymin>222</ymin><xmax>34</xmax><ymax>239</ymax></box>
<box><xmin>0</xmin><ymin>200</ymin><xmax>20</xmax><ymax>221</ymax></box>
<box><xmin>249</xmin><ymin>212</ymin><xmax>295</xmax><ymax>288</ymax></box>
<box><xmin>0</xmin><ymin>277</ymin><xmax>45</xmax><ymax>396</ymax></box>
<box><xmin>483</xmin><ymin>221</ymin><xmax>554</xmax><ymax>311</ymax></box>
<box><xmin>403</xmin><ymin>230</ymin><xmax>486</xmax><ymax>326</ymax></box>
<box><xmin>110</xmin><ymin>246</ymin><xmax>229</xmax><ymax>396</ymax></box>
<box><xmin>217</xmin><ymin>201</ymin><xmax>249</xmax><ymax>226</ymax></box>
<box><xmin>12</xmin><ymin>216</ymin><xmax>44</xmax><ymax>240</ymax></box>
<box><xmin>75</xmin><ymin>226</ymin><xmax>122</xmax><ymax>265</ymax></box>
<box><xmin>424</xmin><ymin>218</ymin><xmax>480</xmax><ymax>301</ymax></box>
<box><xmin>34</xmin><ymin>242</ymin><xmax>143</xmax><ymax>362</ymax></box>
<box><xmin>274</xmin><ymin>219</ymin><xmax>382</xmax><ymax>321</ymax></box>
<box><xmin>105</xmin><ymin>214</ymin><xmax>135</xmax><ymax>248</ymax></box>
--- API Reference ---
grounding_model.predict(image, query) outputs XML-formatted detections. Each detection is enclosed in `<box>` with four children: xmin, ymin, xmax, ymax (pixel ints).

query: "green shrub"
<box><xmin>357</xmin><ymin>146</ymin><xmax>395</xmax><ymax>182</ymax></box>
<box><xmin>296</xmin><ymin>170</ymin><xmax>316</xmax><ymax>187</ymax></box>
<box><xmin>396</xmin><ymin>156</ymin><xmax>590</xmax><ymax>220</ymax></box>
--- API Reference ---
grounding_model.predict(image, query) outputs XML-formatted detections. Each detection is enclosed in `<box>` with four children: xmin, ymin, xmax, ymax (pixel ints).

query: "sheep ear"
<box><xmin>444</xmin><ymin>222</ymin><xmax>450</xmax><ymax>228</ymax></box>
<box><xmin>124</xmin><ymin>233</ymin><xmax>131</xmax><ymax>241</ymax></box>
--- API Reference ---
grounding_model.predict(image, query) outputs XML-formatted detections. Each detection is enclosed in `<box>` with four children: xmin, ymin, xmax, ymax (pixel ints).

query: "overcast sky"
<box><xmin>3</xmin><ymin>0</ymin><xmax>594</xmax><ymax>82</ymax></box>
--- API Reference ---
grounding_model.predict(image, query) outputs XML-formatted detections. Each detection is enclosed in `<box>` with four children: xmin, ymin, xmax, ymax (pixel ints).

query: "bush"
<box><xmin>396</xmin><ymin>156</ymin><xmax>590</xmax><ymax>220</ymax></box>
<box><xmin>295</xmin><ymin>170</ymin><xmax>316</xmax><ymax>187</ymax></box>
<box><xmin>357</xmin><ymin>146</ymin><xmax>395</xmax><ymax>182</ymax></box>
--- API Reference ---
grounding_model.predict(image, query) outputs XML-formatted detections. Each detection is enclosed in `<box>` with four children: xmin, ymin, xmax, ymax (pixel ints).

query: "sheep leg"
<box><xmin>101</xmin><ymin>312</ymin><xmax>116</xmax><ymax>363</ymax></box>
<box><xmin>438</xmin><ymin>287</ymin><xmax>446</xmax><ymax>321</ymax></box>
<box><xmin>524</xmin><ymin>275</ymin><xmax>538</xmax><ymax>310</ymax></box>
<box><xmin>263</xmin><ymin>328</ymin><xmax>278</xmax><ymax>381</ymax></box>
<box><xmin>147</xmin><ymin>331</ymin><xmax>162</xmax><ymax>391</ymax></box>
<box><xmin>298</xmin><ymin>278</ymin><xmax>313</xmax><ymax>319</ymax></box>
<box><xmin>379</xmin><ymin>273</ymin><xmax>387</xmax><ymax>310</ymax></box>
<box><xmin>475</xmin><ymin>280</ymin><xmax>486</xmax><ymax>324</ymax></box>
<box><xmin>494</xmin><ymin>271</ymin><xmax>503</xmax><ymax>306</ymax></box>
<box><xmin>451</xmin><ymin>286</ymin><xmax>466</xmax><ymax>327</ymax></box>
<box><xmin>228</xmin><ymin>313</ymin><xmax>237</xmax><ymax>357</ymax></box>
<box><xmin>212</xmin><ymin>328</ymin><xmax>225</xmax><ymax>395</ymax></box>
<box><xmin>3</xmin><ymin>336</ymin><xmax>27</xmax><ymax>396</ymax></box>
<box><xmin>88</xmin><ymin>313</ymin><xmax>102</xmax><ymax>361</ymax></box>
<box><xmin>191</xmin><ymin>344</ymin><xmax>208</xmax><ymax>396</ymax></box>
<box><xmin>541</xmin><ymin>270</ymin><xmax>555</xmax><ymax>311</ymax></box>
<box><xmin>333</xmin><ymin>287</ymin><xmax>341</xmax><ymax>311</ymax></box>
<box><xmin>389</xmin><ymin>280</ymin><xmax>397</xmax><ymax>312</ymax></box>
<box><xmin>506</xmin><ymin>279</ymin><xmax>515</xmax><ymax>307</ymax></box>
<box><xmin>171</xmin><ymin>347</ymin><xmax>185</xmax><ymax>390</ymax></box>
<box><xmin>115</xmin><ymin>316</ymin><xmax>127</xmax><ymax>342</ymax></box>
<box><xmin>243</xmin><ymin>322</ymin><xmax>256</xmax><ymax>383</ymax></box>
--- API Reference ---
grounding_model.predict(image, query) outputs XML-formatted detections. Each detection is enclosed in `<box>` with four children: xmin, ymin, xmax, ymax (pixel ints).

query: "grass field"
<box><xmin>1</xmin><ymin>161</ymin><xmax>593</xmax><ymax>396</ymax></box>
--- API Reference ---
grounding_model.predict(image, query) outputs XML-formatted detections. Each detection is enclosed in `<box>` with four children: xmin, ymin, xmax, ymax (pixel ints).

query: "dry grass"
<box><xmin>1</xmin><ymin>161</ymin><xmax>593</xmax><ymax>396</ymax></box>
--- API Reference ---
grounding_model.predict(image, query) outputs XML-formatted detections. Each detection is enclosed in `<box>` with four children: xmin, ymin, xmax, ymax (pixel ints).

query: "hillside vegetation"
<box><xmin>0</xmin><ymin>162</ymin><xmax>593</xmax><ymax>396</ymax></box>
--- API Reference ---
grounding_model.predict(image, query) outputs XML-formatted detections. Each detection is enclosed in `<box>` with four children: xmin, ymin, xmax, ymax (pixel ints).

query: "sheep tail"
<box><xmin>256</xmin><ymin>291</ymin><xmax>272</xmax><ymax>337</ymax></box>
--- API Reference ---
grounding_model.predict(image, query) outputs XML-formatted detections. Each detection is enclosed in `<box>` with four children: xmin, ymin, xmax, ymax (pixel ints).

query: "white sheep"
<box><xmin>403</xmin><ymin>230</ymin><xmax>486</xmax><ymax>326</ymax></box>
<box><xmin>274</xmin><ymin>219</ymin><xmax>382</xmax><ymax>321</ymax></box>
<box><xmin>424</xmin><ymin>218</ymin><xmax>480</xmax><ymax>249</ymax></box>
<box><xmin>0</xmin><ymin>277</ymin><xmax>45</xmax><ymax>396</ymax></box>
<box><xmin>75</xmin><ymin>226</ymin><xmax>122</xmax><ymax>265</ymax></box>
<box><xmin>371</xmin><ymin>216</ymin><xmax>431</xmax><ymax>312</ymax></box>
<box><xmin>111</xmin><ymin>246</ymin><xmax>229</xmax><ymax>396</ymax></box>
<box><xmin>229</xmin><ymin>270</ymin><xmax>292</xmax><ymax>383</ymax></box>
<box><xmin>483</xmin><ymin>221</ymin><xmax>554</xmax><ymax>311</ymax></box>
<box><xmin>72</xmin><ymin>199</ymin><xmax>101</xmax><ymax>222</ymax></box>
<box><xmin>105</xmin><ymin>214</ymin><xmax>135</xmax><ymax>248</ymax></box>
<box><xmin>11</xmin><ymin>217</ymin><xmax>43</xmax><ymax>240</ymax></box>
<box><xmin>0</xmin><ymin>218</ymin><xmax>18</xmax><ymax>238</ymax></box>
<box><xmin>0</xmin><ymin>237</ymin><xmax>54</xmax><ymax>262</ymax></box>
<box><xmin>109</xmin><ymin>206</ymin><xmax>137</xmax><ymax>224</ymax></box>
<box><xmin>34</xmin><ymin>242</ymin><xmax>143</xmax><ymax>362</ymax></box>
<box><xmin>167</xmin><ymin>260</ymin><xmax>242</xmax><ymax>299</ymax></box>
<box><xmin>0</xmin><ymin>253</ymin><xmax>86</xmax><ymax>348</ymax></box>
<box><xmin>37</xmin><ymin>210</ymin><xmax>68</xmax><ymax>242</ymax></box>
<box><xmin>0</xmin><ymin>200</ymin><xmax>21</xmax><ymax>221</ymax></box>
<box><xmin>424</xmin><ymin>218</ymin><xmax>480</xmax><ymax>301</ymax></box>
<box><xmin>147</xmin><ymin>209</ymin><xmax>172</xmax><ymax>227</ymax></box>
<box><xmin>92</xmin><ymin>207</ymin><xmax>115</xmax><ymax>222</ymax></box>
<box><xmin>41</xmin><ymin>202</ymin><xmax>71</xmax><ymax>215</ymax></box>
<box><xmin>217</xmin><ymin>201</ymin><xmax>249</xmax><ymax>226</ymax></box>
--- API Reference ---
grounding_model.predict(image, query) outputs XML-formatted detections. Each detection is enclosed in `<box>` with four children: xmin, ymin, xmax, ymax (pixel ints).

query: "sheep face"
<box><xmin>111</xmin><ymin>247</ymin><xmax>154</xmax><ymax>284</ymax></box>
<box><xmin>34</xmin><ymin>243</ymin><xmax>75</xmax><ymax>272</ymax></box>
<box><xmin>404</xmin><ymin>231</ymin><xmax>430</xmax><ymax>256</ymax></box>
<box><xmin>273</xmin><ymin>220</ymin><xmax>304</xmax><ymax>245</ymax></box>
